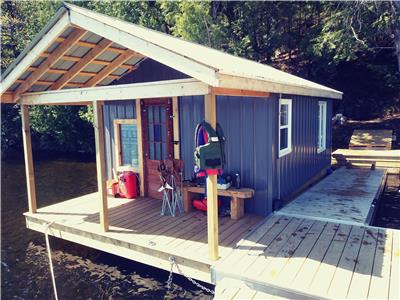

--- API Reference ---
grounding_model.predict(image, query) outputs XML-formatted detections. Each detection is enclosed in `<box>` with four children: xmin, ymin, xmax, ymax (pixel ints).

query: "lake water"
<box><xmin>1</xmin><ymin>159</ymin><xmax>212</xmax><ymax>299</ymax></box>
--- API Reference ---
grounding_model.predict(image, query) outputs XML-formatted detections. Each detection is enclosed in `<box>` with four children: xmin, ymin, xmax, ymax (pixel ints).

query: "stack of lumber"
<box><xmin>332</xmin><ymin>149</ymin><xmax>400</xmax><ymax>168</ymax></box>
<box><xmin>349</xmin><ymin>129</ymin><xmax>393</xmax><ymax>150</ymax></box>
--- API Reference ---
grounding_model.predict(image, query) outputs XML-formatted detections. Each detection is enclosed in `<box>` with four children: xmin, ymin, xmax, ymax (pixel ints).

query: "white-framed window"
<box><xmin>317</xmin><ymin>101</ymin><xmax>327</xmax><ymax>153</ymax></box>
<box><xmin>279</xmin><ymin>98</ymin><xmax>292</xmax><ymax>157</ymax></box>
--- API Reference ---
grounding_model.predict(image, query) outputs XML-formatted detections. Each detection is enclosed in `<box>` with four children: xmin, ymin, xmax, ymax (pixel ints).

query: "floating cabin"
<box><xmin>8</xmin><ymin>4</ymin><xmax>399</xmax><ymax>297</ymax></box>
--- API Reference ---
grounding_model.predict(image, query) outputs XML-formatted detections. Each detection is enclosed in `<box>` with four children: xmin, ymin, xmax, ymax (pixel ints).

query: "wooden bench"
<box><xmin>332</xmin><ymin>149</ymin><xmax>400</xmax><ymax>169</ymax></box>
<box><xmin>182</xmin><ymin>185</ymin><xmax>254</xmax><ymax>220</ymax></box>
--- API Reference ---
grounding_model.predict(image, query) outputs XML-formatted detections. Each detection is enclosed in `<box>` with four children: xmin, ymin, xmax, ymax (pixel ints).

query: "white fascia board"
<box><xmin>217</xmin><ymin>73</ymin><xmax>343</xmax><ymax>100</ymax></box>
<box><xmin>0</xmin><ymin>12</ymin><xmax>70</xmax><ymax>94</ymax></box>
<box><xmin>19</xmin><ymin>79</ymin><xmax>210</xmax><ymax>105</ymax></box>
<box><xmin>68</xmin><ymin>10</ymin><xmax>219</xmax><ymax>87</ymax></box>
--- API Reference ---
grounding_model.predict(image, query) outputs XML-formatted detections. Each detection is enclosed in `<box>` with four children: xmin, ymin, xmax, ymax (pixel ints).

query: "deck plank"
<box><xmin>243</xmin><ymin>217</ymin><xmax>304</xmax><ymax>278</ymax></box>
<box><xmin>347</xmin><ymin>227</ymin><xmax>379</xmax><ymax>299</ymax></box>
<box><xmin>290</xmin><ymin>222</ymin><xmax>339</xmax><ymax>291</ymax></box>
<box><xmin>307</xmin><ymin>224</ymin><xmax>352</xmax><ymax>296</ymax></box>
<box><xmin>259</xmin><ymin>218</ymin><xmax>315</xmax><ymax>281</ymax></box>
<box><xmin>274</xmin><ymin>220</ymin><xmax>327</xmax><ymax>287</ymax></box>
<box><xmin>368</xmin><ymin>228</ymin><xmax>393</xmax><ymax>299</ymax></box>
<box><xmin>327</xmin><ymin>225</ymin><xmax>365</xmax><ymax>298</ymax></box>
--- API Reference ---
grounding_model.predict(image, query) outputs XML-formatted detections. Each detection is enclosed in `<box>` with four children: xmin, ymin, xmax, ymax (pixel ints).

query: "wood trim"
<box><xmin>113</xmin><ymin>119</ymin><xmax>138</xmax><ymax>169</ymax></box>
<box><xmin>40</xmin><ymin>52</ymin><xmax>135</xmax><ymax>69</ymax></box>
<box><xmin>211</xmin><ymin>87</ymin><xmax>270</xmax><ymax>98</ymax></box>
<box><xmin>217</xmin><ymin>73</ymin><xmax>343</xmax><ymax>100</ymax></box>
<box><xmin>14</xmin><ymin>28</ymin><xmax>87</xmax><ymax>100</ymax></box>
<box><xmin>20</xmin><ymin>79</ymin><xmax>209</xmax><ymax>105</ymax></box>
<box><xmin>83</xmin><ymin>50</ymin><xmax>136</xmax><ymax>87</ymax></box>
<box><xmin>93</xmin><ymin>101</ymin><xmax>109</xmax><ymax>231</ymax></box>
<box><xmin>50</xmin><ymin>38</ymin><xmax>114</xmax><ymax>90</ymax></box>
<box><xmin>21</xmin><ymin>105</ymin><xmax>37</xmax><ymax>213</ymax></box>
<box><xmin>135</xmin><ymin>100</ymin><xmax>145</xmax><ymax>196</ymax></box>
<box><xmin>172</xmin><ymin>96</ymin><xmax>180</xmax><ymax>159</ymax></box>
<box><xmin>204</xmin><ymin>92</ymin><xmax>219</xmax><ymax>261</ymax></box>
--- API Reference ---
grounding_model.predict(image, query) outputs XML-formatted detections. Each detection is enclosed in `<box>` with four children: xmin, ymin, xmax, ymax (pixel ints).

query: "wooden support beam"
<box><xmin>211</xmin><ymin>87</ymin><xmax>270</xmax><ymax>98</ymax></box>
<box><xmin>93</xmin><ymin>101</ymin><xmax>109</xmax><ymax>231</ymax></box>
<box><xmin>172</xmin><ymin>96</ymin><xmax>180</xmax><ymax>159</ymax></box>
<box><xmin>135</xmin><ymin>99</ymin><xmax>145</xmax><ymax>196</ymax></box>
<box><xmin>204</xmin><ymin>93</ymin><xmax>219</xmax><ymax>261</ymax></box>
<box><xmin>21</xmin><ymin>105</ymin><xmax>37</xmax><ymax>213</ymax></box>
<box><xmin>55</xmin><ymin>36</ymin><xmax>128</xmax><ymax>54</ymax></box>
<box><xmin>40</xmin><ymin>52</ymin><xmax>136</xmax><ymax>69</ymax></box>
<box><xmin>0</xmin><ymin>93</ymin><xmax>14</xmax><ymax>103</ymax></box>
<box><xmin>20</xmin><ymin>79</ymin><xmax>209</xmax><ymax>105</ymax></box>
<box><xmin>51</xmin><ymin>39</ymin><xmax>114</xmax><ymax>90</ymax></box>
<box><xmin>83</xmin><ymin>50</ymin><xmax>136</xmax><ymax>87</ymax></box>
<box><xmin>14</xmin><ymin>28</ymin><xmax>87</xmax><ymax>100</ymax></box>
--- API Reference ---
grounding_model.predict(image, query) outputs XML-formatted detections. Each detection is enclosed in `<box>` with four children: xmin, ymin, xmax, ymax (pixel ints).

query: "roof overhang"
<box><xmin>1</xmin><ymin>3</ymin><xmax>343</xmax><ymax>104</ymax></box>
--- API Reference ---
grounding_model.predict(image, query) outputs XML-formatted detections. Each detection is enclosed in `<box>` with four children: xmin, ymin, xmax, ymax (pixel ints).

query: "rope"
<box><xmin>44</xmin><ymin>222</ymin><xmax>58</xmax><ymax>300</ymax></box>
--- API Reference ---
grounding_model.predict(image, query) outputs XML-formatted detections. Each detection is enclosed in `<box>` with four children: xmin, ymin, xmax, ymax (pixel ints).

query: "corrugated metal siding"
<box><xmin>179</xmin><ymin>95</ymin><xmax>278</xmax><ymax>216</ymax></box>
<box><xmin>277</xmin><ymin>95</ymin><xmax>333</xmax><ymax>199</ymax></box>
<box><xmin>103</xmin><ymin>100</ymin><xmax>136</xmax><ymax>179</ymax></box>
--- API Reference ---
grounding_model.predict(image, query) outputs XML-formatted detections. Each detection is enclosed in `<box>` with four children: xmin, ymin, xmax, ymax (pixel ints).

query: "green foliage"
<box><xmin>1</xmin><ymin>1</ymin><xmax>399</xmax><ymax>157</ymax></box>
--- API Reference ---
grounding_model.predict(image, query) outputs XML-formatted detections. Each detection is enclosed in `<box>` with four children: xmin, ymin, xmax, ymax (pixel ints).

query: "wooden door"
<box><xmin>141</xmin><ymin>98</ymin><xmax>174</xmax><ymax>199</ymax></box>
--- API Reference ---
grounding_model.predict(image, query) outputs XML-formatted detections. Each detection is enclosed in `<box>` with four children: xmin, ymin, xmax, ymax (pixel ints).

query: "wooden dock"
<box><xmin>24</xmin><ymin>193</ymin><xmax>262</xmax><ymax>283</ymax></box>
<box><xmin>213</xmin><ymin>214</ymin><xmax>400</xmax><ymax>299</ymax></box>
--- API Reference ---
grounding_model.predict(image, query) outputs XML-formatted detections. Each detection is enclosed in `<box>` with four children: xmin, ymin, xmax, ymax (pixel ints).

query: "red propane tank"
<box><xmin>118</xmin><ymin>171</ymin><xmax>137</xmax><ymax>199</ymax></box>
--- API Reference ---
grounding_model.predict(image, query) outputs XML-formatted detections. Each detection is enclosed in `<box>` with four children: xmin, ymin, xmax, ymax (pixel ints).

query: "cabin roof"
<box><xmin>1</xmin><ymin>3</ymin><xmax>343</xmax><ymax>103</ymax></box>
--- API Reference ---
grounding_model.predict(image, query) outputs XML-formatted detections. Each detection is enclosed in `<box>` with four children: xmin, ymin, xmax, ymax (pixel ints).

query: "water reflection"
<box><xmin>1</xmin><ymin>159</ymin><xmax>212</xmax><ymax>299</ymax></box>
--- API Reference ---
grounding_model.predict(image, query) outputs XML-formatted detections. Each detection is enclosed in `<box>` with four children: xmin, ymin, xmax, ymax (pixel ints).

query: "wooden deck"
<box><xmin>349</xmin><ymin>129</ymin><xmax>393</xmax><ymax>150</ymax></box>
<box><xmin>24</xmin><ymin>193</ymin><xmax>262</xmax><ymax>283</ymax></box>
<box><xmin>276</xmin><ymin>168</ymin><xmax>386</xmax><ymax>225</ymax></box>
<box><xmin>213</xmin><ymin>214</ymin><xmax>400</xmax><ymax>299</ymax></box>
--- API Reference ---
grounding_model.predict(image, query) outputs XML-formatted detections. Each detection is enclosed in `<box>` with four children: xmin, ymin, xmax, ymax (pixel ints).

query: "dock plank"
<box><xmin>368</xmin><ymin>228</ymin><xmax>393</xmax><ymax>299</ymax></box>
<box><xmin>307</xmin><ymin>224</ymin><xmax>352</xmax><ymax>296</ymax></box>
<box><xmin>327</xmin><ymin>225</ymin><xmax>365</xmax><ymax>298</ymax></box>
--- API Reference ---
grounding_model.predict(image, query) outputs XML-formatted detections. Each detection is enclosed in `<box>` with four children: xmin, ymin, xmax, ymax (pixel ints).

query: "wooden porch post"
<box><xmin>205</xmin><ymin>93</ymin><xmax>219</xmax><ymax>260</ymax></box>
<box><xmin>21</xmin><ymin>105</ymin><xmax>37</xmax><ymax>213</ymax></box>
<box><xmin>93</xmin><ymin>101</ymin><xmax>109</xmax><ymax>231</ymax></box>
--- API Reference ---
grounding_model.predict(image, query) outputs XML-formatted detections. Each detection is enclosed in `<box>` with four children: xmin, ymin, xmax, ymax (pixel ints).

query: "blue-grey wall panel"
<box><xmin>179</xmin><ymin>95</ymin><xmax>277</xmax><ymax>216</ymax></box>
<box><xmin>277</xmin><ymin>95</ymin><xmax>333</xmax><ymax>199</ymax></box>
<box><xmin>103</xmin><ymin>100</ymin><xmax>136</xmax><ymax>179</ymax></box>
<box><xmin>113</xmin><ymin>58</ymin><xmax>189</xmax><ymax>85</ymax></box>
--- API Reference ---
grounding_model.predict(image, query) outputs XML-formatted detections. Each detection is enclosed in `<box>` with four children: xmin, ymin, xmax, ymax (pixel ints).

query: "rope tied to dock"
<box><xmin>166</xmin><ymin>256</ymin><xmax>214</xmax><ymax>295</ymax></box>
<box><xmin>44</xmin><ymin>222</ymin><xmax>58</xmax><ymax>300</ymax></box>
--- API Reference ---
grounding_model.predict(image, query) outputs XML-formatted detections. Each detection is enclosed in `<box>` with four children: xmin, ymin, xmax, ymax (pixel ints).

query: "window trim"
<box><xmin>317</xmin><ymin>101</ymin><xmax>327</xmax><ymax>153</ymax></box>
<box><xmin>279</xmin><ymin>98</ymin><xmax>292</xmax><ymax>157</ymax></box>
<box><xmin>114</xmin><ymin>119</ymin><xmax>140</xmax><ymax>173</ymax></box>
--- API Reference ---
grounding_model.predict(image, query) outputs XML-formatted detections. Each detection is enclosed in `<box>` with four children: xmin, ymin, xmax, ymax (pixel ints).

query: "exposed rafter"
<box><xmin>14</xmin><ymin>28</ymin><xmax>87</xmax><ymax>100</ymax></box>
<box><xmin>27</xmin><ymin>66</ymin><xmax>120</xmax><ymax>79</ymax></box>
<box><xmin>0</xmin><ymin>93</ymin><xmax>14</xmax><ymax>103</ymax></box>
<box><xmin>83</xmin><ymin>50</ymin><xmax>136</xmax><ymax>87</ymax></box>
<box><xmin>40</xmin><ymin>52</ymin><xmax>136</xmax><ymax>69</ymax></box>
<box><xmin>50</xmin><ymin>38</ymin><xmax>113</xmax><ymax>90</ymax></box>
<box><xmin>16</xmin><ymin>79</ymin><xmax>83</xmax><ymax>87</ymax></box>
<box><xmin>55</xmin><ymin>37</ymin><xmax>127</xmax><ymax>54</ymax></box>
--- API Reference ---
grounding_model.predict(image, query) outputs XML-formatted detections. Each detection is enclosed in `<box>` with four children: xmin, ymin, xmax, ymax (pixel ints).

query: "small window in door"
<box><xmin>147</xmin><ymin>105</ymin><xmax>168</xmax><ymax>160</ymax></box>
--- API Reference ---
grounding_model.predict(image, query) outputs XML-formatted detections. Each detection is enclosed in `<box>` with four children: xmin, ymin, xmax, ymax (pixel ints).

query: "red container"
<box><xmin>118</xmin><ymin>171</ymin><xmax>137</xmax><ymax>199</ymax></box>
<box><xmin>193</xmin><ymin>198</ymin><xmax>222</xmax><ymax>212</ymax></box>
